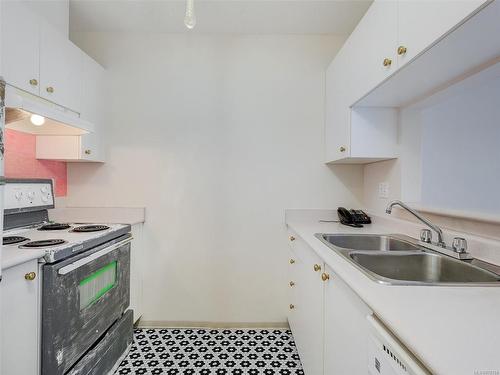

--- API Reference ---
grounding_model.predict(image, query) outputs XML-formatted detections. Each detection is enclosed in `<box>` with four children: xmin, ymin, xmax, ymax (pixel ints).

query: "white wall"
<box><xmin>363</xmin><ymin>74</ymin><xmax>500</xmax><ymax>239</ymax></box>
<box><xmin>67</xmin><ymin>32</ymin><xmax>364</xmax><ymax>323</ymax></box>
<box><xmin>420</xmin><ymin>76</ymin><xmax>500</xmax><ymax>214</ymax></box>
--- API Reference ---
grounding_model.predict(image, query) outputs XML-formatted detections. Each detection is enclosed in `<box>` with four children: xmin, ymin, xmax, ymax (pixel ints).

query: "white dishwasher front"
<box><xmin>367</xmin><ymin>315</ymin><xmax>431</xmax><ymax>375</ymax></box>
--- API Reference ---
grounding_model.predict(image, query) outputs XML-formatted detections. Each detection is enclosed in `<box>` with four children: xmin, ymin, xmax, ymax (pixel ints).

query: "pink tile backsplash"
<box><xmin>4</xmin><ymin>129</ymin><xmax>67</xmax><ymax>197</ymax></box>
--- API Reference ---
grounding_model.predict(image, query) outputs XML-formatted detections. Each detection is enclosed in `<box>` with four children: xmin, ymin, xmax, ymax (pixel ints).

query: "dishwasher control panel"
<box><xmin>367</xmin><ymin>315</ymin><xmax>430</xmax><ymax>375</ymax></box>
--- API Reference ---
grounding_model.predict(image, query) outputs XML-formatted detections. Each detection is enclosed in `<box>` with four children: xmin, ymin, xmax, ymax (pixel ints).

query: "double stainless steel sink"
<box><xmin>315</xmin><ymin>234</ymin><xmax>500</xmax><ymax>286</ymax></box>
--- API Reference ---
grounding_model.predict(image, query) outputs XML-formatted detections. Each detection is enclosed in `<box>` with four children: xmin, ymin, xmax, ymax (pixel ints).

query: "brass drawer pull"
<box><xmin>289</xmin><ymin>304</ymin><xmax>295</xmax><ymax>310</ymax></box>
<box><xmin>289</xmin><ymin>236</ymin><xmax>296</xmax><ymax>242</ymax></box>
<box><xmin>289</xmin><ymin>281</ymin><xmax>295</xmax><ymax>287</ymax></box>
<box><xmin>313</xmin><ymin>264</ymin><xmax>321</xmax><ymax>272</ymax></box>
<box><xmin>289</xmin><ymin>259</ymin><xmax>295</xmax><ymax>264</ymax></box>
<box><xmin>383</xmin><ymin>58</ymin><xmax>392</xmax><ymax>67</ymax></box>
<box><xmin>46</xmin><ymin>86</ymin><xmax>54</xmax><ymax>93</ymax></box>
<box><xmin>29</xmin><ymin>79</ymin><xmax>38</xmax><ymax>86</ymax></box>
<box><xmin>25</xmin><ymin>272</ymin><xmax>36</xmax><ymax>281</ymax></box>
<box><xmin>321</xmin><ymin>272</ymin><xmax>330</xmax><ymax>282</ymax></box>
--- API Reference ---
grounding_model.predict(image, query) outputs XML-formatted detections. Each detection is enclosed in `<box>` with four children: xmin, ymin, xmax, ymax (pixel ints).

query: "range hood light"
<box><xmin>30</xmin><ymin>114</ymin><xmax>46</xmax><ymax>126</ymax></box>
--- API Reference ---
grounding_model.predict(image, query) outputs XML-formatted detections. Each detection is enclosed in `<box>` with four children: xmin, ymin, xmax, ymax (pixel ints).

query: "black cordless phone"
<box><xmin>337</xmin><ymin>207</ymin><xmax>371</xmax><ymax>228</ymax></box>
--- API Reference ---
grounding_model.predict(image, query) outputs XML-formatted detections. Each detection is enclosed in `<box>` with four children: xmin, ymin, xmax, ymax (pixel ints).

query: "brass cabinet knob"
<box><xmin>339</xmin><ymin>146</ymin><xmax>346</xmax><ymax>152</ymax></box>
<box><xmin>29</xmin><ymin>78</ymin><xmax>38</xmax><ymax>86</ymax></box>
<box><xmin>46</xmin><ymin>86</ymin><xmax>54</xmax><ymax>93</ymax></box>
<box><xmin>289</xmin><ymin>236</ymin><xmax>295</xmax><ymax>242</ymax></box>
<box><xmin>289</xmin><ymin>259</ymin><xmax>295</xmax><ymax>264</ymax></box>
<box><xmin>25</xmin><ymin>272</ymin><xmax>36</xmax><ymax>281</ymax></box>
<box><xmin>289</xmin><ymin>304</ymin><xmax>295</xmax><ymax>310</ymax></box>
<box><xmin>84</xmin><ymin>149</ymin><xmax>92</xmax><ymax>155</ymax></box>
<box><xmin>397</xmin><ymin>46</ymin><xmax>407</xmax><ymax>55</ymax></box>
<box><xmin>313</xmin><ymin>264</ymin><xmax>321</xmax><ymax>272</ymax></box>
<box><xmin>289</xmin><ymin>281</ymin><xmax>295</xmax><ymax>287</ymax></box>
<box><xmin>321</xmin><ymin>272</ymin><xmax>330</xmax><ymax>282</ymax></box>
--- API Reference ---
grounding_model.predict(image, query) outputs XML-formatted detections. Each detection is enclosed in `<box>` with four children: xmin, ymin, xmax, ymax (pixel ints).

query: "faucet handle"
<box><xmin>452</xmin><ymin>237</ymin><xmax>468</xmax><ymax>254</ymax></box>
<box><xmin>420</xmin><ymin>229</ymin><xmax>432</xmax><ymax>243</ymax></box>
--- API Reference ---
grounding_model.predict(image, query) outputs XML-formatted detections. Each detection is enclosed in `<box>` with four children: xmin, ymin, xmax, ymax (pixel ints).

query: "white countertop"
<box><xmin>2</xmin><ymin>246</ymin><xmax>46</xmax><ymax>270</ymax></box>
<box><xmin>286</xmin><ymin>209</ymin><xmax>500</xmax><ymax>375</ymax></box>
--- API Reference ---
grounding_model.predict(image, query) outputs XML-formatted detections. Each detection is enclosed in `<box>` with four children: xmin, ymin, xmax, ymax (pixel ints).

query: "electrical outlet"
<box><xmin>378</xmin><ymin>182</ymin><xmax>389</xmax><ymax>199</ymax></box>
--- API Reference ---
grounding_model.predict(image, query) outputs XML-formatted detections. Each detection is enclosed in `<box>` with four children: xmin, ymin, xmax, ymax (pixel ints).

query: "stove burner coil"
<box><xmin>38</xmin><ymin>223</ymin><xmax>71</xmax><ymax>231</ymax></box>
<box><xmin>72</xmin><ymin>225</ymin><xmax>110</xmax><ymax>233</ymax></box>
<box><xmin>21</xmin><ymin>239</ymin><xmax>66</xmax><ymax>248</ymax></box>
<box><xmin>3</xmin><ymin>236</ymin><xmax>30</xmax><ymax>245</ymax></box>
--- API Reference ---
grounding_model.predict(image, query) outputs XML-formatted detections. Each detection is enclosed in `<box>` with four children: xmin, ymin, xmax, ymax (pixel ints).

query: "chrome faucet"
<box><xmin>385</xmin><ymin>200</ymin><xmax>446</xmax><ymax>247</ymax></box>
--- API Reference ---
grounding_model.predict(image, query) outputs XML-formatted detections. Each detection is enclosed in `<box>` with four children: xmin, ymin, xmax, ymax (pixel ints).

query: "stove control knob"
<box><xmin>15</xmin><ymin>191</ymin><xmax>23</xmax><ymax>200</ymax></box>
<box><xmin>41</xmin><ymin>186</ymin><xmax>48</xmax><ymax>193</ymax></box>
<box><xmin>41</xmin><ymin>196</ymin><xmax>49</xmax><ymax>203</ymax></box>
<box><xmin>27</xmin><ymin>192</ymin><xmax>35</xmax><ymax>200</ymax></box>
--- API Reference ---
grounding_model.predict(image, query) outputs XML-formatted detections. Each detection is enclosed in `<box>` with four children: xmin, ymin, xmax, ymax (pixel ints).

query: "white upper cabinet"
<box><xmin>1</xmin><ymin>1</ymin><xmax>86</xmax><ymax>113</ymax></box>
<box><xmin>325</xmin><ymin>0</ymin><xmax>491</xmax><ymax>164</ymax></box>
<box><xmin>1</xmin><ymin>1</ymin><xmax>40</xmax><ymax>95</ymax></box>
<box><xmin>40</xmin><ymin>21</ymin><xmax>82</xmax><ymax>111</ymax></box>
<box><xmin>397</xmin><ymin>0</ymin><xmax>486</xmax><ymax>67</ymax></box>
<box><xmin>347</xmin><ymin>0</ymin><xmax>398</xmax><ymax>102</ymax></box>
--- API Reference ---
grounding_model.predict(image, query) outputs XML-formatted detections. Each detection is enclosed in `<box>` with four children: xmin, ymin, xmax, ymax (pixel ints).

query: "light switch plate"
<box><xmin>378</xmin><ymin>182</ymin><xmax>389</xmax><ymax>199</ymax></box>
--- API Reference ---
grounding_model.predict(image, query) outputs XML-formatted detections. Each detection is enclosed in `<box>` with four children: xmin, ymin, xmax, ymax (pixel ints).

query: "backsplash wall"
<box><xmin>4</xmin><ymin>129</ymin><xmax>67</xmax><ymax>197</ymax></box>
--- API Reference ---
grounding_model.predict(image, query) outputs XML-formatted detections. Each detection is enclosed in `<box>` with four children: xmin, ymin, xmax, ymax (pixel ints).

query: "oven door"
<box><xmin>42</xmin><ymin>234</ymin><xmax>131</xmax><ymax>375</ymax></box>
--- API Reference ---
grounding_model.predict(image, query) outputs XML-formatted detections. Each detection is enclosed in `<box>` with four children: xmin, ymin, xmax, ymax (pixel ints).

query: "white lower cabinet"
<box><xmin>323</xmin><ymin>264</ymin><xmax>372</xmax><ymax>374</ymax></box>
<box><xmin>0</xmin><ymin>260</ymin><xmax>40</xmax><ymax>375</ymax></box>
<box><xmin>287</xmin><ymin>232</ymin><xmax>324</xmax><ymax>375</ymax></box>
<box><xmin>287</xmin><ymin>232</ymin><xmax>374</xmax><ymax>375</ymax></box>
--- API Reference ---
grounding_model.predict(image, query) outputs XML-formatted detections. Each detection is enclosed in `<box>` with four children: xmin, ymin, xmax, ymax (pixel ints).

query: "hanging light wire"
<box><xmin>184</xmin><ymin>0</ymin><xmax>196</xmax><ymax>29</ymax></box>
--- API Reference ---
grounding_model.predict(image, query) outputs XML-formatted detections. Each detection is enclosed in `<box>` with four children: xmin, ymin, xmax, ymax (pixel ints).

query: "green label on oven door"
<box><xmin>79</xmin><ymin>261</ymin><xmax>117</xmax><ymax>310</ymax></box>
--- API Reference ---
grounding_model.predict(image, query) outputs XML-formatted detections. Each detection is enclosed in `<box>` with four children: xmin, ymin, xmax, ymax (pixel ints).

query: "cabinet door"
<box><xmin>397</xmin><ymin>0</ymin><xmax>487</xmax><ymax>67</ymax></box>
<box><xmin>40</xmin><ymin>21</ymin><xmax>82</xmax><ymax>111</ymax></box>
<box><xmin>1</xmin><ymin>1</ymin><xmax>40</xmax><ymax>95</ymax></box>
<box><xmin>348</xmin><ymin>0</ymin><xmax>398</xmax><ymax>101</ymax></box>
<box><xmin>80</xmin><ymin>54</ymin><xmax>106</xmax><ymax>162</ymax></box>
<box><xmin>80</xmin><ymin>133</ymin><xmax>105</xmax><ymax>162</ymax></box>
<box><xmin>325</xmin><ymin>51</ymin><xmax>351</xmax><ymax>162</ymax></box>
<box><xmin>80</xmin><ymin>54</ymin><xmax>105</xmax><ymax>124</ymax></box>
<box><xmin>0</xmin><ymin>260</ymin><xmax>40</xmax><ymax>375</ymax></box>
<box><xmin>287</xmin><ymin>233</ymin><xmax>324</xmax><ymax>375</ymax></box>
<box><xmin>323</xmin><ymin>265</ymin><xmax>372</xmax><ymax>375</ymax></box>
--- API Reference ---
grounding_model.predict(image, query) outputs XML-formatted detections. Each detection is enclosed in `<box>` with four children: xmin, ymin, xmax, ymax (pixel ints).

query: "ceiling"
<box><xmin>69</xmin><ymin>0</ymin><xmax>372</xmax><ymax>35</ymax></box>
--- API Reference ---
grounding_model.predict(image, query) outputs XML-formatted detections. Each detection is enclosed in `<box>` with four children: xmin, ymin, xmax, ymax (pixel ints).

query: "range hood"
<box><xmin>5</xmin><ymin>85</ymin><xmax>94</xmax><ymax>135</ymax></box>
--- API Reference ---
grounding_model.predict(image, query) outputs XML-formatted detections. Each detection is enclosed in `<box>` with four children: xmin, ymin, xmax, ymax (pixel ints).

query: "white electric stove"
<box><xmin>3</xmin><ymin>179</ymin><xmax>134</xmax><ymax>375</ymax></box>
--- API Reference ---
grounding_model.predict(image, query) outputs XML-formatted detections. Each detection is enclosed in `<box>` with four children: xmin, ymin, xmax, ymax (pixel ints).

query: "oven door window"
<box><xmin>79</xmin><ymin>261</ymin><xmax>117</xmax><ymax>310</ymax></box>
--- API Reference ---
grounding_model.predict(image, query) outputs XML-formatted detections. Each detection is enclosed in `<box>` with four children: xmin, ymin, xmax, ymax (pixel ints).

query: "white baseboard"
<box><xmin>137</xmin><ymin>321</ymin><xmax>290</xmax><ymax>329</ymax></box>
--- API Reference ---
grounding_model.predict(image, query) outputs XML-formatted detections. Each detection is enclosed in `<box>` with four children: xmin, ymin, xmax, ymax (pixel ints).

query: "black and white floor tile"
<box><xmin>116</xmin><ymin>328</ymin><xmax>304</xmax><ymax>375</ymax></box>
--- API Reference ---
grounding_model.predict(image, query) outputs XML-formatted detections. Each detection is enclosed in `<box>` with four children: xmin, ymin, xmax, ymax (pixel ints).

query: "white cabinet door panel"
<box><xmin>40</xmin><ymin>21</ymin><xmax>82</xmax><ymax>111</ymax></box>
<box><xmin>0</xmin><ymin>260</ymin><xmax>40</xmax><ymax>375</ymax></box>
<box><xmin>397</xmin><ymin>0</ymin><xmax>487</xmax><ymax>67</ymax></box>
<box><xmin>324</xmin><ymin>265</ymin><xmax>372</xmax><ymax>375</ymax></box>
<box><xmin>347</xmin><ymin>0</ymin><xmax>398</xmax><ymax>102</ymax></box>
<box><xmin>325</xmin><ymin>53</ymin><xmax>351</xmax><ymax>162</ymax></box>
<box><xmin>287</xmin><ymin>233</ymin><xmax>324</xmax><ymax>375</ymax></box>
<box><xmin>1</xmin><ymin>1</ymin><xmax>40</xmax><ymax>95</ymax></box>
